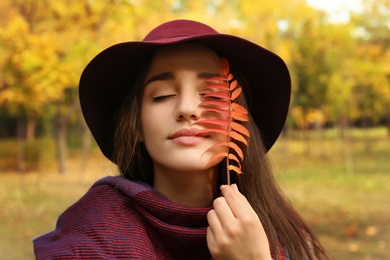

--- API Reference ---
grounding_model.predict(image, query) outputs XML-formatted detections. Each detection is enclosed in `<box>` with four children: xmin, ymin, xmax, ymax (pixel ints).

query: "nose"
<box><xmin>174</xmin><ymin>92</ymin><xmax>201</xmax><ymax>121</ymax></box>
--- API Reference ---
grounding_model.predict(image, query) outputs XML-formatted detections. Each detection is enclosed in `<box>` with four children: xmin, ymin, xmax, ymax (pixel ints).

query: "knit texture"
<box><xmin>33</xmin><ymin>176</ymin><xmax>289</xmax><ymax>259</ymax></box>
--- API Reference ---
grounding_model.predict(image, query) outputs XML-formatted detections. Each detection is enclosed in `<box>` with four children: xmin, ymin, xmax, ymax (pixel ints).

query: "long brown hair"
<box><xmin>113</xmin><ymin>47</ymin><xmax>329</xmax><ymax>259</ymax></box>
<box><xmin>236</xmin><ymin>93</ymin><xmax>328</xmax><ymax>259</ymax></box>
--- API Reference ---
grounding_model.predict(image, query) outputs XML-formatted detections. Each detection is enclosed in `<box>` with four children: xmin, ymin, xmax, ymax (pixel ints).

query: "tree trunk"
<box><xmin>26</xmin><ymin>116</ymin><xmax>36</xmax><ymax>142</ymax></box>
<box><xmin>339</xmin><ymin>116</ymin><xmax>354</xmax><ymax>175</ymax></box>
<box><xmin>17</xmin><ymin>116</ymin><xmax>26</xmax><ymax>174</ymax></box>
<box><xmin>314</xmin><ymin>115</ymin><xmax>324</xmax><ymax>157</ymax></box>
<box><xmin>54</xmin><ymin>114</ymin><xmax>68</xmax><ymax>174</ymax></box>
<box><xmin>387</xmin><ymin>104</ymin><xmax>390</xmax><ymax>137</ymax></box>
<box><xmin>361</xmin><ymin>117</ymin><xmax>372</xmax><ymax>155</ymax></box>
<box><xmin>302</xmin><ymin>109</ymin><xmax>311</xmax><ymax>156</ymax></box>
<box><xmin>80</xmin><ymin>120</ymin><xmax>92</xmax><ymax>179</ymax></box>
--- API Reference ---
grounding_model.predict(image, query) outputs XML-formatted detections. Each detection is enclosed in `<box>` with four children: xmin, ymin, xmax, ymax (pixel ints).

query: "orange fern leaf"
<box><xmin>229</xmin><ymin>80</ymin><xmax>238</xmax><ymax>90</ymax></box>
<box><xmin>229</xmin><ymin>131</ymin><xmax>248</xmax><ymax>146</ymax></box>
<box><xmin>193</xmin><ymin>57</ymin><xmax>250</xmax><ymax>184</ymax></box>
<box><xmin>228</xmin><ymin>165</ymin><xmax>242</xmax><ymax>175</ymax></box>
<box><xmin>195</xmin><ymin>119</ymin><xmax>229</xmax><ymax>127</ymax></box>
<box><xmin>196</xmin><ymin>129</ymin><xmax>228</xmax><ymax>136</ymax></box>
<box><xmin>231</xmin><ymin>111</ymin><xmax>249</xmax><ymax>122</ymax></box>
<box><xmin>230</xmin><ymin>122</ymin><xmax>250</xmax><ymax>137</ymax></box>
<box><xmin>228</xmin><ymin>153</ymin><xmax>241</xmax><ymax>168</ymax></box>
<box><xmin>206</xmin><ymin>152</ymin><xmax>229</xmax><ymax>169</ymax></box>
<box><xmin>221</xmin><ymin>58</ymin><xmax>230</xmax><ymax>75</ymax></box>
<box><xmin>200</xmin><ymin>108</ymin><xmax>230</xmax><ymax>118</ymax></box>
<box><xmin>203</xmin><ymin>141</ymin><xmax>244</xmax><ymax>162</ymax></box>
<box><xmin>203</xmin><ymin>92</ymin><xmax>231</xmax><ymax>100</ymax></box>
<box><xmin>231</xmin><ymin>87</ymin><xmax>242</xmax><ymax>100</ymax></box>
<box><xmin>232</xmin><ymin>103</ymin><xmax>248</xmax><ymax>114</ymax></box>
<box><xmin>227</xmin><ymin>141</ymin><xmax>244</xmax><ymax>161</ymax></box>
<box><xmin>204</xmin><ymin>83</ymin><xmax>230</xmax><ymax>91</ymax></box>
<box><xmin>200</xmin><ymin>100</ymin><xmax>230</xmax><ymax>108</ymax></box>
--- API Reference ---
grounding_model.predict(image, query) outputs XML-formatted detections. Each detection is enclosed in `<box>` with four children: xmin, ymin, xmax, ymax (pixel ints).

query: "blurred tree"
<box><xmin>0</xmin><ymin>0</ymin><xmax>199</xmax><ymax>173</ymax></box>
<box><xmin>1</xmin><ymin>0</ymin><xmax>388</xmax><ymax>174</ymax></box>
<box><xmin>290</xmin><ymin>16</ymin><xmax>329</xmax><ymax>120</ymax></box>
<box><xmin>352</xmin><ymin>0</ymin><xmax>390</xmax><ymax>135</ymax></box>
<box><xmin>0</xmin><ymin>0</ymin><xmax>72</xmax><ymax>172</ymax></box>
<box><xmin>0</xmin><ymin>0</ymin><xmax>121</xmax><ymax>173</ymax></box>
<box><xmin>286</xmin><ymin>9</ymin><xmax>334</xmax><ymax>155</ymax></box>
<box><xmin>322</xmin><ymin>22</ymin><xmax>356</xmax><ymax>132</ymax></box>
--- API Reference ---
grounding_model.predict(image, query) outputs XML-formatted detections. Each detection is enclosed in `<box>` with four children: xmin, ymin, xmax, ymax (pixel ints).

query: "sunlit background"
<box><xmin>0</xmin><ymin>0</ymin><xmax>389</xmax><ymax>259</ymax></box>
<box><xmin>307</xmin><ymin>0</ymin><xmax>363</xmax><ymax>23</ymax></box>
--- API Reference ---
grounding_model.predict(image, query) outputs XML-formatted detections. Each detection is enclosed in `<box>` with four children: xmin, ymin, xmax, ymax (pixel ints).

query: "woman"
<box><xmin>34</xmin><ymin>20</ymin><xmax>328</xmax><ymax>259</ymax></box>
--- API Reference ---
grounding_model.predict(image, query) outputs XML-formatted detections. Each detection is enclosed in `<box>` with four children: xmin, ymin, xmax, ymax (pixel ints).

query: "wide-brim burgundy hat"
<box><xmin>79</xmin><ymin>19</ymin><xmax>291</xmax><ymax>162</ymax></box>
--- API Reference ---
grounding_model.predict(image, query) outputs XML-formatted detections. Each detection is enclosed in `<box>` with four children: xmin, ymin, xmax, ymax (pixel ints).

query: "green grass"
<box><xmin>269</xmin><ymin>127</ymin><xmax>390</xmax><ymax>259</ymax></box>
<box><xmin>0</xmin><ymin>128</ymin><xmax>389</xmax><ymax>259</ymax></box>
<box><xmin>0</xmin><ymin>151</ymin><xmax>118</xmax><ymax>259</ymax></box>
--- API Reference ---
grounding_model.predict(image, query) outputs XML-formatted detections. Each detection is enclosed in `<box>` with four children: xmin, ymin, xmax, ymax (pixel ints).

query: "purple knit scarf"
<box><xmin>34</xmin><ymin>176</ymin><xmax>288</xmax><ymax>259</ymax></box>
<box><xmin>34</xmin><ymin>176</ymin><xmax>212</xmax><ymax>259</ymax></box>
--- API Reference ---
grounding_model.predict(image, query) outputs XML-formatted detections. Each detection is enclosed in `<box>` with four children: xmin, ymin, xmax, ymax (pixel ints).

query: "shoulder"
<box><xmin>33</xmin><ymin>176</ymin><xmax>152</xmax><ymax>259</ymax></box>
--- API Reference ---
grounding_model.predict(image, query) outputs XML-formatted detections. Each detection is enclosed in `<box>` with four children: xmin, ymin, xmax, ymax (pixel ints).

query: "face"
<box><xmin>141</xmin><ymin>43</ymin><xmax>225</xmax><ymax>174</ymax></box>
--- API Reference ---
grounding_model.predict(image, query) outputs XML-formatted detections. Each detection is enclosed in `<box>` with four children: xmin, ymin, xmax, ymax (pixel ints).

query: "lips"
<box><xmin>168</xmin><ymin>128</ymin><xmax>208</xmax><ymax>145</ymax></box>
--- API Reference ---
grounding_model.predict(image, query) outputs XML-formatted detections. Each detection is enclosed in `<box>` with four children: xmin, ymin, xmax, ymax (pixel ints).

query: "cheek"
<box><xmin>140</xmin><ymin>108</ymin><xmax>152</xmax><ymax>140</ymax></box>
<box><xmin>140</xmin><ymin>105</ymin><xmax>164</xmax><ymax>141</ymax></box>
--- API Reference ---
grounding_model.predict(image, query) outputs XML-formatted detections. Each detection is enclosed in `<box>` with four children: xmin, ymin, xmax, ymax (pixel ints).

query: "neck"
<box><xmin>153</xmin><ymin>165</ymin><xmax>220</xmax><ymax>208</ymax></box>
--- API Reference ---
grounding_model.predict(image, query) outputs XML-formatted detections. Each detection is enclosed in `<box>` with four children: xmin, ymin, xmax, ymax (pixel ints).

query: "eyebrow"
<box><xmin>198</xmin><ymin>72</ymin><xmax>221</xmax><ymax>78</ymax></box>
<box><xmin>144</xmin><ymin>72</ymin><xmax>222</xmax><ymax>86</ymax></box>
<box><xmin>144</xmin><ymin>72</ymin><xmax>174</xmax><ymax>86</ymax></box>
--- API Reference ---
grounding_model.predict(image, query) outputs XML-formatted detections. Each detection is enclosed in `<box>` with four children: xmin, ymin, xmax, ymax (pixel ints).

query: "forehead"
<box><xmin>148</xmin><ymin>43</ymin><xmax>222</xmax><ymax>72</ymax></box>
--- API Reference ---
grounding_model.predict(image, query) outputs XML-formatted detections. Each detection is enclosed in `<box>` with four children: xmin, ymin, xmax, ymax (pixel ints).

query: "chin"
<box><xmin>151</xmin><ymin>150</ymin><xmax>224</xmax><ymax>173</ymax></box>
<box><xmin>161</xmin><ymin>160</ymin><xmax>214</xmax><ymax>173</ymax></box>
<box><xmin>173</xmin><ymin>163</ymin><xmax>210</xmax><ymax>172</ymax></box>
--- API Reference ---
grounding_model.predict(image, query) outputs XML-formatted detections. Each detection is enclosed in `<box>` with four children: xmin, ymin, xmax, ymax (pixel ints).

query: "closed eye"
<box><xmin>152</xmin><ymin>94</ymin><xmax>176</xmax><ymax>102</ymax></box>
<box><xmin>201</xmin><ymin>92</ymin><xmax>224</xmax><ymax>101</ymax></box>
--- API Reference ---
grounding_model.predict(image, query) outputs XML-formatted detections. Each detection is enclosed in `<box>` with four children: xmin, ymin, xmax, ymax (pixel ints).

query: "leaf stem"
<box><xmin>226</xmin><ymin>81</ymin><xmax>233</xmax><ymax>186</ymax></box>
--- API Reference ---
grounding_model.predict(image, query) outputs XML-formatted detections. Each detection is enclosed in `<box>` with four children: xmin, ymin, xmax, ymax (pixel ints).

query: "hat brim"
<box><xmin>79</xmin><ymin>34</ymin><xmax>291</xmax><ymax>161</ymax></box>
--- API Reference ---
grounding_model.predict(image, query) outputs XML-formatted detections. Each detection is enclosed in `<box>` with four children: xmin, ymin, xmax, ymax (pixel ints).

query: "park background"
<box><xmin>0</xmin><ymin>0</ymin><xmax>389</xmax><ymax>259</ymax></box>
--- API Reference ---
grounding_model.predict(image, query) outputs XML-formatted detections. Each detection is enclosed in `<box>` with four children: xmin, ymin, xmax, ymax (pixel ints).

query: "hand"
<box><xmin>206</xmin><ymin>184</ymin><xmax>272</xmax><ymax>260</ymax></box>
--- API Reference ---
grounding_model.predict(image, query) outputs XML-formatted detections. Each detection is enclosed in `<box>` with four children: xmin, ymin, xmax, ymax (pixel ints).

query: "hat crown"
<box><xmin>143</xmin><ymin>20</ymin><xmax>219</xmax><ymax>42</ymax></box>
<box><xmin>80</xmin><ymin>19</ymin><xmax>291</xmax><ymax>161</ymax></box>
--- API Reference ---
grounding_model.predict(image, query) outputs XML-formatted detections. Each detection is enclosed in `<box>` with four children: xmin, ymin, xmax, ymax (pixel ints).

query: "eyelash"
<box><xmin>152</xmin><ymin>94</ymin><xmax>176</xmax><ymax>102</ymax></box>
<box><xmin>152</xmin><ymin>93</ymin><xmax>211</xmax><ymax>102</ymax></box>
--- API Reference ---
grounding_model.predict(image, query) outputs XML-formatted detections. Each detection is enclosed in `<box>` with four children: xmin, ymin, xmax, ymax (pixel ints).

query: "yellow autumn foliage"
<box><xmin>0</xmin><ymin>0</ymin><xmax>389</xmax><ymax>126</ymax></box>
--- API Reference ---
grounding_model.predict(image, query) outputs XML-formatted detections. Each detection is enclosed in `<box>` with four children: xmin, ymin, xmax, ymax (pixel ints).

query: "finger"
<box><xmin>207</xmin><ymin>209</ymin><xmax>223</xmax><ymax>234</ymax></box>
<box><xmin>212</xmin><ymin>196</ymin><xmax>236</xmax><ymax>228</ymax></box>
<box><xmin>231</xmin><ymin>183</ymin><xmax>239</xmax><ymax>192</ymax></box>
<box><xmin>206</xmin><ymin>226</ymin><xmax>216</xmax><ymax>250</ymax></box>
<box><xmin>220</xmin><ymin>184</ymin><xmax>255</xmax><ymax>219</ymax></box>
